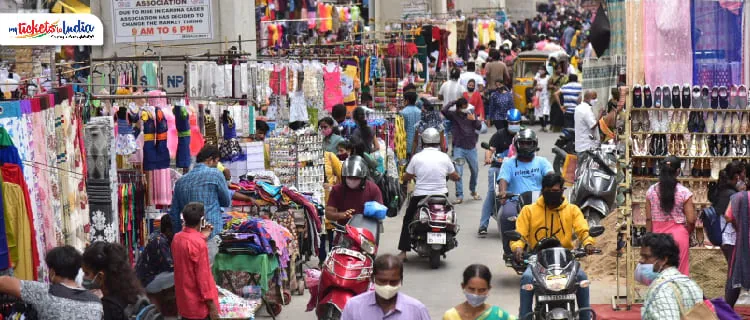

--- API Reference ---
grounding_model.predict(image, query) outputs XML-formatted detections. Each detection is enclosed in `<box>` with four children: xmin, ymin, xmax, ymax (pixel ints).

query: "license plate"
<box><xmin>427</xmin><ymin>232</ymin><xmax>446</xmax><ymax>244</ymax></box>
<box><xmin>538</xmin><ymin>294</ymin><xmax>576</xmax><ymax>302</ymax></box>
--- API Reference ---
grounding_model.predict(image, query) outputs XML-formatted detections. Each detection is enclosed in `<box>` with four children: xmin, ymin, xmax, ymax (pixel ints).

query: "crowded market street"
<box><xmin>278</xmin><ymin>129</ymin><xmax>617</xmax><ymax>319</ymax></box>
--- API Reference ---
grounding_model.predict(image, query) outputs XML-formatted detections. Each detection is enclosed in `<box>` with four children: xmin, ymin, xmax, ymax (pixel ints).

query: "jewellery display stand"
<box><xmin>295</xmin><ymin>132</ymin><xmax>324</xmax><ymax>196</ymax></box>
<box><xmin>268</xmin><ymin>134</ymin><xmax>298</xmax><ymax>186</ymax></box>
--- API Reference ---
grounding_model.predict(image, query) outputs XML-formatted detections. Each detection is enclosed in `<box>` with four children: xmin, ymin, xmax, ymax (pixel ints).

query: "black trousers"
<box><xmin>564</xmin><ymin>113</ymin><xmax>575</xmax><ymax>129</ymax></box>
<box><xmin>398</xmin><ymin>195</ymin><xmax>426</xmax><ymax>252</ymax></box>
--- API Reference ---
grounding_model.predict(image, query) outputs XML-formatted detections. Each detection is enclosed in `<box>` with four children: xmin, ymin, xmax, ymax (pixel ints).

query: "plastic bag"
<box><xmin>364</xmin><ymin>201</ymin><xmax>387</xmax><ymax>220</ymax></box>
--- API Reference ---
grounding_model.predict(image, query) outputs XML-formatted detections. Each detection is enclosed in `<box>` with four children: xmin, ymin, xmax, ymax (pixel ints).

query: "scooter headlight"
<box><xmin>544</xmin><ymin>274</ymin><xmax>568</xmax><ymax>292</ymax></box>
<box><xmin>359</xmin><ymin>234</ymin><xmax>376</xmax><ymax>256</ymax></box>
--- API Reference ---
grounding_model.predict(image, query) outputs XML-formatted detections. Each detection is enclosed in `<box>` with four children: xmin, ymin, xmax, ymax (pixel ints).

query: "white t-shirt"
<box><xmin>407</xmin><ymin>147</ymin><xmax>455</xmax><ymax>197</ymax></box>
<box><xmin>459</xmin><ymin>72</ymin><xmax>486</xmax><ymax>88</ymax></box>
<box><xmin>574</xmin><ymin>101</ymin><xmax>600</xmax><ymax>153</ymax></box>
<box><xmin>439</xmin><ymin>80</ymin><xmax>467</xmax><ymax>106</ymax></box>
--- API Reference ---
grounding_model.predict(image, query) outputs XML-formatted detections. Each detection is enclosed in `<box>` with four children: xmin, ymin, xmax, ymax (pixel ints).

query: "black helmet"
<box><xmin>342</xmin><ymin>155</ymin><xmax>368</xmax><ymax>179</ymax></box>
<box><xmin>514</xmin><ymin>129</ymin><xmax>539</xmax><ymax>158</ymax></box>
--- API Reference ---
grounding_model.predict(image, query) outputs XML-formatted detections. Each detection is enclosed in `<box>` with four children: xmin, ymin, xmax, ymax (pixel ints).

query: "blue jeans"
<box><xmin>453</xmin><ymin>147</ymin><xmax>479</xmax><ymax>199</ymax></box>
<box><xmin>480</xmin><ymin>166</ymin><xmax>501</xmax><ymax>229</ymax></box>
<box><xmin>499</xmin><ymin>199</ymin><xmax>519</xmax><ymax>254</ymax></box>
<box><xmin>520</xmin><ymin>265</ymin><xmax>591</xmax><ymax>320</ymax></box>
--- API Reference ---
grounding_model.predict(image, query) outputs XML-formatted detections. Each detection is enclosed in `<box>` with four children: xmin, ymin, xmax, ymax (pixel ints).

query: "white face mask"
<box><xmin>345</xmin><ymin>178</ymin><xmax>362</xmax><ymax>189</ymax></box>
<box><xmin>374</xmin><ymin>283</ymin><xmax>401</xmax><ymax>300</ymax></box>
<box><xmin>589</xmin><ymin>99</ymin><xmax>598</xmax><ymax>106</ymax></box>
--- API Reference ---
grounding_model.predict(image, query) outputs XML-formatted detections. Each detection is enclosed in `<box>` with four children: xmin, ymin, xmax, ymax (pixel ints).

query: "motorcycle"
<box><xmin>314</xmin><ymin>214</ymin><xmax>380</xmax><ymax>320</ymax></box>
<box><xmin>496</xmin><ymin>192</ymin><xmax>541</xmax><ymax>274</ymax></box>
<box><xmin>571</xmin><ymin>144</ymin><xmax>619</xmax><ymax>226</ymax></box>
<box><xmin>408</xmin><ymin>194</ymin><xmax>459</xmax><ymax>269</ymax></box>
<box><xmin>551</xmin><ymin>128</ymin><xmax>575</xmax><ymax>175</ymax></box>
<box><xmin>504</xmin><ymin>226</ymin><xmax>605</xmax><ymax>320</ymax></box>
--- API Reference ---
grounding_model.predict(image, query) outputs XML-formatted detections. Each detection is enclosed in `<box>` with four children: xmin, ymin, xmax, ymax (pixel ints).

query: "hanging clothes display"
<box><xmin>141</xmin><ymin>107</ymin><xmax>170</xmax><ymax>171</ymax></box>
<box><xmin>323</xmin><ymin>64</ymin><xmax>344</xmax><ymax>112</ymax></box>
<box><xmin>220</xmin><ymin>110</ymin><xmax>245</xmax><ymax>162</ymax></box>
<box><xmin>86</xmin><ymin>116</ymin><xmax>117</xmax><ymax>243</ymax></box>
<box><xmin>2</xmin><ymin>163</ymin><xmax>38</xmax><ymax>280</ymax></box>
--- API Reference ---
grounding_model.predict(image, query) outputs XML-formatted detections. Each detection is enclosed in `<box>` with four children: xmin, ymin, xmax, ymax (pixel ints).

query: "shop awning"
<box><xmin>50</xmin><ymin>0</ymin><xmax>90</xmax><ymax>14</ymax></box>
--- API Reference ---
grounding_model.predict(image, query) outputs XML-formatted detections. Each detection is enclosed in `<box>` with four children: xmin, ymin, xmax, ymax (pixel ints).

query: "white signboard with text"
<box><xmin>111</xmin><ymin>0</ymin><xmax>213</xmax><ymax>44</ymax></box>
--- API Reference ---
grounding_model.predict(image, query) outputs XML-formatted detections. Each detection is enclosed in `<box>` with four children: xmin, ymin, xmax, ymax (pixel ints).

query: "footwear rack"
<box><xmin>629</xmin><ymin>84</ymin><xmax>750</xmax><ymax>239</ymax></box>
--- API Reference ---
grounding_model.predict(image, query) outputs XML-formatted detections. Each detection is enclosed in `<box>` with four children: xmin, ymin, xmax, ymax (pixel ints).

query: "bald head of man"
<box><xmin>583</xmin><ymin>90</ymin><xmax>598</xmax><ymax>103</ymax></box>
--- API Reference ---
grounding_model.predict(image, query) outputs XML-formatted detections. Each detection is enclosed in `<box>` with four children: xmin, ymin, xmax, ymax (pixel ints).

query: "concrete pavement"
<box><xmin>270</xmin><ymin>127</ymin><xmax>618</xmax><ymax>319</ymax></box>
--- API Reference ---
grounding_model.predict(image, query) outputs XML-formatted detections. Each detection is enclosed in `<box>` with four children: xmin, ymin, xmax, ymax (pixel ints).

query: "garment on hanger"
<box><xmin>2</xmin><ymin>163</ymin><xmax>38</xmax><ymax>279</ymax></box>
<box><xmin>174</xmin><ymin>105</ymin><xmax>191</xmax><ymax>169</ymax></box>
<box><xmin>323</xmin><ymin>64</ymin><xmax>344</xmax><ymax>111</ymax></box>
<box><xmin>114</xmin><ymin>107</ymin><xmax>137</xmax><ymax>155</ymax></box>
<box><xmin>220</xmin><ymin>111</ymin><xmax>245</xmax><ymax>162</ymax></box>
<box><xmin>141</xmin><ymin>107</ymin><xmax>170</xmax><ymax>171</ymax></box>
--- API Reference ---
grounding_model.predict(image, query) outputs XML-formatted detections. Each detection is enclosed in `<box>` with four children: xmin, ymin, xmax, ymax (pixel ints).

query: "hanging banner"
<box><xmin>111</xmin><ymin>0</ymin><xmax>213</xmax><ymax>44</ymax></box>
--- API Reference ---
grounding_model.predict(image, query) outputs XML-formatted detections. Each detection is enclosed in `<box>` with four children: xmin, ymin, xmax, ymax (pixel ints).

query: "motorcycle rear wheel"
<box><xmin>429</xmin><ymin>250</ymin><xmax>441</xmax><ymax>269</ymax></box>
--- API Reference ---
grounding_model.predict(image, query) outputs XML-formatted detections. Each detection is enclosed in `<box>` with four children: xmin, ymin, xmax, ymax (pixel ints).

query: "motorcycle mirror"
<box><xmin>503</xmin><ymin>231</ymin><xmax>523</xmax><ymax>241</ymax></box>
<box><xmin>480</xmin><ymin>142</ymin><xmax>491</xmax><ymax>150</ymax></box>
<box><xmin>589</xmin><ymin>226</ymin><xmax>605</xmax><ymax>237</ymax></box>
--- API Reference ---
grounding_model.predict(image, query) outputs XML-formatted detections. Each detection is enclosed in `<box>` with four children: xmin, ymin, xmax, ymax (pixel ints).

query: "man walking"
<box><xmin>442</xmin><ymin>98</ymin><xmax>483</xmax><ymax>204</ymax></box>
<box><xmin>558</xmin><ymin>74</ymin><xmax>582</xmax><ymax>129</ymax></box>
<box><xmin>170</xmin><ymin>146</ymin><xmax>253</xmax><ymax>238</ymax></box>
<box><xmin>172</xmin><ymin>203</ymin><xmax>220</xmax><ymax>320</ymax></box>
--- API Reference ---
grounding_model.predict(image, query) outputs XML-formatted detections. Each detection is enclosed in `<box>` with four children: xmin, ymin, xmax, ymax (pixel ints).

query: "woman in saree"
<box><xmin>443</xmin><ymin>264</ymin><xmax>516</xmax><ymax>320</ymax></box>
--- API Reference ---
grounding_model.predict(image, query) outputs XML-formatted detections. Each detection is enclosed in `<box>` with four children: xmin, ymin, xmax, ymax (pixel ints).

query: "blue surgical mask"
<box><xmin>82</xmin><ymin>273</ymin><xmax>101</xmax><ymax>290</ymax></box>
<box><xmin>634</xmin><ymin>263</ymin><xmax>659</xmax><ymax>285</ymax></box>
<box><xmin>508</xmin><ymin>124</ymin><xmax>521</xmax><ymax>133</ymax></box>
<box><xmin>464</xmin><ymin>292</ymin><xmax>488</xmax><ymax>307</ymax></box>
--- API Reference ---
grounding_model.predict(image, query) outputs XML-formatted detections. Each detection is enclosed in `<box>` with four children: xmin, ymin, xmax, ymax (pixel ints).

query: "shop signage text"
<box><xmin>111</xmin><ymin>0</ymin><xmax>213</xmax><ymax>43</ymax></box>
<box><xmin>0</xmin><ymin>14</ymin><xmax>103</xmax><ymax>46</ymax></box>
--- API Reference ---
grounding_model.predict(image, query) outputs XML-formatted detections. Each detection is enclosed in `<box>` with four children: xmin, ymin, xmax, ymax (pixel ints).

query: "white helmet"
<box><xmin>421</xmin><ymin>128</ymin><xmax>441</xmax><ymax>145</ymax></box>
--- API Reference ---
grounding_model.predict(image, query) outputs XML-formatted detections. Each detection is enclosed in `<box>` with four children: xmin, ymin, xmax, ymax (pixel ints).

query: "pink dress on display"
<box><xmin>323</xmin><ymin>65</ymin><xmax>344</xmax><ymax>112</ymax></box>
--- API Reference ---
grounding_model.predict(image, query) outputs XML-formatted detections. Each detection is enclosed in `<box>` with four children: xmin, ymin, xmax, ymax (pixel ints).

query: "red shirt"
<box><xmin>172</xmin><ymin>228</ymin><xmax>219</xmax><ymax>319</ymax></box>
<box><xmin>326</xmin><ymin>180</ymin><xmax>383</xmax><ymax>223</ymax></box>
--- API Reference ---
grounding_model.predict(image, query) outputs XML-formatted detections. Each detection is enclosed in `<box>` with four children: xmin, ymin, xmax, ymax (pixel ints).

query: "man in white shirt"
<box><xmin>439</xmin><ymin>68</ymin><xmax>467</xmax><ymax>107</ymax></box>
<box><xmin>574</xmin><ymin>90</ymin><xmax>600</xmax><ymax>154</ymax></box>
<box><xmin>397</xmin><ymin>128</ymin><xmax>460</xmax><ymax>260</ymax></box>
<box><xmin>459</xmin><ymin>61</ymin><xmax>485</xmax><ymax>91</ymax></box>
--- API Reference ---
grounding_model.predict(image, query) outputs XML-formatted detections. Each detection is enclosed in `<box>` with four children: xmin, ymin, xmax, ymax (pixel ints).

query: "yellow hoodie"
<box><xmin>510</xmin><ymin>196</ymin><xmax>596</xmax><ymax>252</ymax></box>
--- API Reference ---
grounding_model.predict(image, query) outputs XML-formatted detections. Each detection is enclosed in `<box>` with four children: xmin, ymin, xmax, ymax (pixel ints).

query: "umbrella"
<box><xmin>589</xmin><ymin>4</ymin><xmax>611</xmax><ymax>57</ymax></box>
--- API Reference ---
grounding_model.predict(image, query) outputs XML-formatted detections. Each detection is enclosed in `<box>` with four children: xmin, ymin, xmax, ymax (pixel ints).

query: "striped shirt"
<box><xmin>560</xmin><ymin>82</ymin><xmax>582</xmax><ymax>114</ymax></box>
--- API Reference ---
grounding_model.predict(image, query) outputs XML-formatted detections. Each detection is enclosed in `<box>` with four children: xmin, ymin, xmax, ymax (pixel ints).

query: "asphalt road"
<box><xmin>268</xmin><ymin>127</ymin><xmax>617</xmax><ymax>319</ymax></box>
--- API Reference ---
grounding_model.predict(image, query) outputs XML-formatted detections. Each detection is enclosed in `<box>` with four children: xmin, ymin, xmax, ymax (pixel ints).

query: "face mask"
<box><xmin>635</xmin><ymin>263</ymin><xmax>660</xmax><ymax>286</ymax></box>
<box><xmin>374</xmin><ymin>283</ymin><xmax>400</xmax><ymax>300</ymax></box>
<box><xmin>82</xmin><ymin>273</ymin><xmax>101</xmax><ymax>290</ymax></box>
<box><xmin>543</xmin><ymin>190</ymin><xmax>564</xmax><ymax>208</ymax></box>
<box><xmin>460</xmin><ymin>108</ymin><xmax>470</xmax><ymax>114</ymax></box>
<box><xmin>321</xmin><ymin>127</ymin><xmax>333</xmax><ymax>137</ymax></box>
<box><xmin>345</xmin><ymin>178</ymin><xmax>362</xmax><ymax>189</ymax></box>
<box><xmin>508</xmin><ymin>124</ymin><xmax>521</xmax><ymax>133</ymax></box>
<box><xmin>337</xmin><ymin>154</ymin><xmax>349</xmax><ymax>161</ymax></box>
<box><xmin>589</xmin><ymin>99</ymin><xmax>598</xmax><ymax>106</ymax></box>
<box><xmin>464</xmin><ymin>292</ymin><xmax>488</xmax><ymax>307</ymax></box>
<box><xmin>468</xmin><ymin>87</ymin><xmax>476</xmax><ymax>93</ymax></box>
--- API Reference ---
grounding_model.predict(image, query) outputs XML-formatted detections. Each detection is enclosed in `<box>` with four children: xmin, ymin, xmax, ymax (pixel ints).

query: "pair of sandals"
<box><xmin>652</xmin><ymin>84</ymin><xmax>691</xmax><ymax>108</ymax></box>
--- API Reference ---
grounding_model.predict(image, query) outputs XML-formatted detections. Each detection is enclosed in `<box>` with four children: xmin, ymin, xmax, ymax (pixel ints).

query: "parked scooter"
<box><xmin>408</xmin><ymin>194</ymin><xmax>459</xmax><ymax>269</ymax></box>
<box><xmin>571</xmin><ymin>144</ymin><xmax>619</xmax><ymax>226</ymax></box>
<box><xmin>551</xmin><ymin>129</ymin><xmax>575</xmax><ymax>175</ymax></box>
<box><xmin>505</xmin><ymin>226</ymin><xmax>605</xmax><ymax>320</ymax></box>
<box><xmin>314</xmin><ymin>214</ymin><xmax>380</xmax><ymax>320</ymax></box>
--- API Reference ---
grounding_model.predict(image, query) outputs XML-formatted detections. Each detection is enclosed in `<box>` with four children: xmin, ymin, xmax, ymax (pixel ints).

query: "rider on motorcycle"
<box><xmin>497</xmin><ymin>129</ymin><xmax>554</xmax><ymax>258</ymax></box>
<box><xmin>398</xmin><ymin>128</ymin><xmax>460</xmax><ymax>261</ymax></box>
<box><xmin>512</xmin><ymin>173</ymin><xmax>597</xmax><ymax>320</ymax></box>
<box><xmin>326</xmin><ymin>155</ymin><xmax>384</xmax><ymax>223</ymax></box>
<box><xmin>479</xmin><ymin>108</ymin><xmax>522</xmax><ymax>236</ymax></box>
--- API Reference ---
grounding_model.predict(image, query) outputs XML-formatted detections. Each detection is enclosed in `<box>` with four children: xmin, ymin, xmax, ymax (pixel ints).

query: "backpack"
<box><xmin>701</xmin><ymin>206</ymin><xmax>724</xmax><ymax>246</ymax></box>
